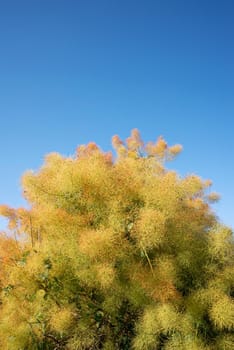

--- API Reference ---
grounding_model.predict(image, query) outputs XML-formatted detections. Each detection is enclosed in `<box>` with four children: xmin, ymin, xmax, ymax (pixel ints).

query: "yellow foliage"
<box><xmin>95</xmin><ymin>262</ymin><xmax>116</xmax><ymax>289</ymax></box>
<box><xmin>0</xmin><ymin>129</ymin><xmax>233</xmax><ymax>349</ymax></box>
<box><xmin>207</xmin><ymin>192</ymin><xmax>220</xmax><ymax>202</ymax></box>
<box><xmin>78</xmin><ymin>228</ymin><xmax>119</xmax><ymax>263</ymax></box>
<box><xmin>209</xmin><ymin>225</ymin><xmax>233</xmax><ymax>261</ymax></box>
<box><xmin>155</xmin><ymin>304</ymin><xmax>179</xmax><ymax>333</ymax></box>
<box><xmin>49</xmin><ymin>306</ymin><xmax>75</xmax><ymax>334</ymax></box>
<box><xmin>164</xmin><ymin>335</ymin><xmax>209</xmax><ymax>350</ymax></box>
<box><xmin>209</xmin><ymin>294</ymin><xmax>234</xmax><ymax>330</ymax></box>
<box><xmin>135</xmin><ymin>208</ymin><xmax>166</xmax><ymax>249</ymax></box>
<box><xmin>215</xmin><ymin>334</ymin><xmax>234</xmax><ymax>350</ymax></box>
<box><xmin>168</xmin><ymin>144</ymin><xmax>183</xmax><ymax>157</ymax></box>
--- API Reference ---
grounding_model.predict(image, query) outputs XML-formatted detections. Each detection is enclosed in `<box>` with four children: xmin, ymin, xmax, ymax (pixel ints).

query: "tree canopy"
<box><xmin>0</xmin><ymin>129</ymin><xmax>233</xmax><ymax>349</ymax></box>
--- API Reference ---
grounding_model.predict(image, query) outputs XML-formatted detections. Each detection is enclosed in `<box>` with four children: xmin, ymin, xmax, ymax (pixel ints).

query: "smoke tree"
<box><xmin>0</xmin><ymin>130</ymin><xmax>233</xmax><ymax>349</ymax></box>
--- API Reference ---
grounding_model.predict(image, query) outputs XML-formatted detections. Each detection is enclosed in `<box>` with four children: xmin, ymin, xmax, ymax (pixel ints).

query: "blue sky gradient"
<box><xmin>0</xmin><ymin>0</ymin><xmax>233</xmax><ymax>229</ymax></box>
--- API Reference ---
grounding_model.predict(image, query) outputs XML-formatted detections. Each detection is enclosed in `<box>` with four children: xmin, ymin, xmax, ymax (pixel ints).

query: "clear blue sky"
<box><xmin>0</xmin><ymin>0</ymin><xmax>233</xmax><ymax>230</ymax></box>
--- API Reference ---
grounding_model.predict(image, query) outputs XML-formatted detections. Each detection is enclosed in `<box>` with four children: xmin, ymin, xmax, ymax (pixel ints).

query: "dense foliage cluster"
<box><xmin>0</xmin><ymin>130</ymin><xmax>233</xmax><ymax>349</ymax></box>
